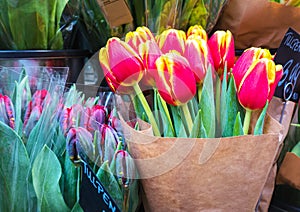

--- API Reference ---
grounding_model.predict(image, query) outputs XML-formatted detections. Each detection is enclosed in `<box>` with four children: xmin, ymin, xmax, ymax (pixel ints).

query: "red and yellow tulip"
<box><xmin>156</xmin><ymin>28</ymin><xmax>186</xmax><ymax>55</ymax></box>
<box><xmin>155</xmin><ymin>52</ymin><xmax>196</xmax><ymax>106</ymax></box>
<box><xmin>186</xmin><ymin>25</ymin><xmax>208</xmax><ymax>41</ymax></box>
<box><xmin>125</xmin><ymin>26</ymin><xmax>155</xmax><ymax>51</ymax></box>
<box><xmin>99</xmin><ymin>37</ymin><xmax>145</xmax><ymax>91</ymax></box>
<box><xmin>232</xmin><ymin>47</ymin><xmax>273</xmax><ymax>88</ymax></box>
<box><xmin>208</xmin><ymin>30</ymin><xmax>235</xmax><ymax>77</ymax></box>
<box><xmin>183</xmin><ymin>36</ymin><xmax>214</xmax><ymax>84</ymax></box>
<box><xmin>232</xmin><ymin>48</ymin><xmax>283</xmax><ymax>134</ymax></box>
<box><xmin>138</xmin><ymin>39</ymin><xmax>162</xmax><ymax>87</ymax></box>
<box><xmin>234</xmin><ymin>58</ymin><xmax>283</xmax><ymax>111</ymax></box>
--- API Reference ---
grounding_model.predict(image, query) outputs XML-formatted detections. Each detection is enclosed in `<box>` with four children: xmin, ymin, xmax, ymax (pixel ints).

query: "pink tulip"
<box><xmin>208</xmin><ymin>30</ymin><xmax>235</xmax><ymax>77</ymax></box>
<box><xmin>184</xmin><ymin>37</ymin><xmax>214</xmax><ymax>84</ymax></box>
<box><xmin>156</xmin><ymin>28</ymin><xmax>186</xmax><ymax>55</ymax></box>
<box><xmin>186</xmin><ymin>25</ymin><xmax>208</xmax><ymax>41</ymax></box>
<box><xmin>155</xmin><ymin>52</ymin><xmax>196</xmax><ymax>106</ymax></box>
<box><xmin>0</xmin><ymin>94</ymin><xmax>15</xmax><ymax>129</ymax></box>
<box><xmin>99</xmin><ymin>37</ymin><xmax>145</xmax><ymax>92</ymax></box>
<box><xmin>138</xmin><ymin>39</ymin><xmax>163</xmax><ymax>87</ymax></box>
<box><xmin>125</xmin><ymin>26</ymin><xmax>155</xmax><ymax>51</ymax></box>
<box><xmin>66</xmin><ymin>127</ymin><xmax>94</xmax><ymax>162</ymax></box>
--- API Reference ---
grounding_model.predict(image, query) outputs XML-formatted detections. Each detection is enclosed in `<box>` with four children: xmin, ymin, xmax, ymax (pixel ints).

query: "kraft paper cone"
<box><xmin>122</xmin><ymin>115</ymin><xmax>282</xmax><ymax>211</ymax></box>
<box><xmin>276</xmin><ymin>152</ymin><xmax>300</xmax><ymax>190</ymax></box>
<box><xmin>214</xmin><ymin>0</ymin><xmax>300</xmax><ymax>49</ymax></box>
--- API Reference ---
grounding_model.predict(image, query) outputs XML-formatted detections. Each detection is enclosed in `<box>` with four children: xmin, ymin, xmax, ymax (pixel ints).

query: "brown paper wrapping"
<box><xmin>276</xmin><ymin>152</ymin><xmax>300</xmax><ymax>190</ymax></box>
<box><xmin>214</xmin><ymin>0</ymin><xmax>300</xmax><ymax>49</ymax></box>
<box><xmin>122</xmin><ymin>114</ymin><xmax>283</xmax><ymax>211</ymax></box>
<box><xmin>256</xmin><ymin>97</ymin><xmax>296</xmax><ymax>211</ymax></box>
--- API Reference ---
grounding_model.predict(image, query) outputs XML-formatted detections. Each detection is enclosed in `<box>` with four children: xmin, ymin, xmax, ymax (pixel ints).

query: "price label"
<box><xmin>79</xmin><ymin>160</ymin><xmax>121</xmax><ymax>212</ymax></box>
<box><xmin>96</xmin><ymin>0</ymin><xmax>133</xmax><ymax>27</ymax></box>
<box><xmin>274</xmin><ymin>28</ymin><xmax>300</xmax><ymax>103</ymax></box>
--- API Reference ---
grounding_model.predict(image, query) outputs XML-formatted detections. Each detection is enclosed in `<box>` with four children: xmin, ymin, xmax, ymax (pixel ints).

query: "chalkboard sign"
<box><xmin>79</xmin><ymin>160</ymin><xmax>121</xmax><ymax>212</ymax></box>
<box><xmin>274</xmin><ymin>28</ymin><xmax>300</xmax><ymax>103</ymax></box>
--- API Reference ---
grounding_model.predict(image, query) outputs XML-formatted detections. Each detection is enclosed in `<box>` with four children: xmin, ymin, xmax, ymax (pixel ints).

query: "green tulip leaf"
<box><xmin>32</xmin><ymin>145</ymin><xmax>69</xmax><ymax>212</ymax></box>
<box><xmin>223</xmin><ymin>75</ymin><xmax>240</xmax><ymax>137</ymax></box>
<box><xmin>200</xmin><ymin>66</ymin><xmax>215</xmax><ymax>138</ymax></box>
<box><xmin>220</xmin><ymin>66</ymin><xmax>228</xmax><ymax>135</ymax></box>
<box><xmin>96</xmin><ymin>160</ymin><xmax>123</xmax><ymax>210</ymax></box>
<box><xmin>156</xmin><ymin>92</ymin><xmax>175</xmax><ymax>137</ymax></box>
<box><xmin>169</xmin><ymin>105</ymin><xmax>187</xmax><ymax>137</ymax></box>
<box><xmin>190</xmin><ymin>109</ymin><xmax>202</xmax><ymax>138</ymax></box>
<box><xmin>200</xmin><ymin>118</ymin><xmax>208</xmax><ymax>138</ymax></box>
<box><xmin>0</xmin><ymin>121</ymin><xmax>31</xmax><ymax>211</ymax></box>
<box><xmin>254</xmin><ymin>101</ymin><xmax>268</xmax><ymax>135</ymax></box>
<box><xmin>12</xmin><ymin>75</ymin><xmax>29</xmax><ymax>135</ymax></box>
<box><xmin>26</xmin><ymin>92</ymin><xmax>60</xmax><ymax>163</ymax></box>
<box><xmin>233</xmin><ymin>112</ymin><xmax>244</xmax><ymax>136</ymax></box>
<box><xmin>61</xmin><ymin>153</ymin><xmax>79</xmax><ymax>209</ymax></box>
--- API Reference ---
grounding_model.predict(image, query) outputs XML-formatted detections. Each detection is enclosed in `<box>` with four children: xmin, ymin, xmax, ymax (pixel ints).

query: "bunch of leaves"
<box><xmin>0</xmin><ymin>0</ymin><xmax>69</xmax><ymax>50</ymax></box>
<box><xmin>179</xmin><ymin>0</ymin><xmax>228</xmax><ymax>32</ymax></box>
<box><xmin>133</xmin><ymin>66</ymin><xmax>268</xmax><ymax>138</ymax></box>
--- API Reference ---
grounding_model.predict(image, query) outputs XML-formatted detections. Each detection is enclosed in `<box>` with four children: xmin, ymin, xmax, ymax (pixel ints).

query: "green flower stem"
<box><xmin>243</xmin><ymin>109</ymin><xmax>252</xmax><ymax>135</ymax></box>
<box><xmin>197</xmin><ymin>84</ymin><xmax>203</xmax><ymax>104</ymax></box>
<box><xmin>180</xmin><ymin>103</ymin><xmax>193</xmax><ymax>136</ymax></box>
<box><xmin>133</xmin><ymin>84</ymin><xmax>160</xmax><ymax>136</ymax></box>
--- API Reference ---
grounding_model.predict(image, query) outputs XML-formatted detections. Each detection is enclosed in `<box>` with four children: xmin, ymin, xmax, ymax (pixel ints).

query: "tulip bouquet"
<box><xmin>0</xmin><ymin>67</ymin><xmax>140</xmax><ymax>211</ymax></box>
<box><xmin>99</xmin><ymin>25</ymin><xmax>283</xmax><ymax>138</ymax></box>
<box><xmin>98</xmin><ymin>25</ymin><xmax>285</xmax><ymax>210</ymax></box>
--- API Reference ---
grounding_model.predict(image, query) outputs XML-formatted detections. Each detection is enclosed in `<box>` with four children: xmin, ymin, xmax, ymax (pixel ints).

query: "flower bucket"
<box><xmin>120</xmin><ymin>113</ymin><xmax>283</xmax><ymax>211</ymax></box>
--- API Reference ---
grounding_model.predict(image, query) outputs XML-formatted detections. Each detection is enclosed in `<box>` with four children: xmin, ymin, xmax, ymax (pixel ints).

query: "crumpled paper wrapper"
<box><xmin>121</xmin><ymin>113</ymin><xmax>283</xmax><ymax>211</ymax></box>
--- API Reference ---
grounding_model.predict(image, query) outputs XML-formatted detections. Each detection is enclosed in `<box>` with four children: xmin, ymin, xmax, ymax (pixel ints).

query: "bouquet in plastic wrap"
<box><xmin>0</xmin><ymin>67</ymin><xmax>140</xmax><ymax>211</ymax></box>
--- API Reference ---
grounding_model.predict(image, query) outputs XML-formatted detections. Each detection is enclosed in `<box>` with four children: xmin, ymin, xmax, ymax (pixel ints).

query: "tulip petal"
<box><xmin>237</xmin><ymin>59</ymin><xmax>271</xmax><ymax>110</ymax></box>
<box><xmin>157</xmin><ymin>29</ymin><xmax>186</xmax><ymax>55</ymax></box>
<box><xmin>155</xmin><ymin>53</ymin><xmax>196</xmax><ymax>106</ymax></box>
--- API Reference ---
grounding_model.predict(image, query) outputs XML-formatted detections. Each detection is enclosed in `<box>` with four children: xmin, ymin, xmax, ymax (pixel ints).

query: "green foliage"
<box><xmin>0</xmin><ymin>0</ymin><xmax>68</xmax><ymax>49</ymax></box>
<box><xmin>0</xmin><ymin>121</ymin><xmax>31</xmax><ymax>211</ymax></box>
<box><xmin>32</xmin><ymin>145</ymin><xmax>70</xmax><ymax>211</ymax></box>
<box><xmin>200</xmin><ymin>66</ymin><xmax>215</xmax><ymax>138</ymax></box>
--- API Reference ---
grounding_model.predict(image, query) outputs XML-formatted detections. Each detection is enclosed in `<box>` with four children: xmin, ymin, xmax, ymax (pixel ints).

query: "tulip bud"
<box><xmin>95</xmin><ymin>124</ymin><xmax>119</xmax><ymax>164</ymax></box>
<box><xmin>125</xmin><ymin>26</ymin><xmax>155</xmax><ymax>51</ymax></box>
<box><xmin>99</xmin><ymin>37</ymin><xmax>145</xmax><ymax>93</ymax></box>
<box><xmin>235</xmin><ymin>58</ymin><xmax>283</xmax><ymax>111</ymax></box>
<box><xmin>111</xmin><ymin>149</ymin><xmax>136</xmax><ymax>187</ymax></box>
<box><xmin>59</xmin><ymin>104</ymin><xmax>84</xmax><ymax>135</ymax></box>
<box><xmin>138</xmin><ymin>40</ymin><xmax>162</xmax><ymax>87</ymax></box>
<box><xmin>186</xmin><ymin>25</ymin><xmax>208</xmax><ymax>41</ymax></box>
<box><xmin>208</xmin><ymin>30</ymin><xmax>235</xmax><ymax>77</ymax></box>
<box><xmin>66</xmin><ymin>127</ymin><xmax>94</xmax><ymax>162</ymax></box>
<box><xmin>23</xmin><ymin>89</ymin><xmax>49</xmax><ymax>136</ymax></box>
<box><xmin>0</xmin><ymin>94</ymin><xmax>15</xmax><ymax>129</ymax></box>
<box><xmin>81</xmin><ymin>105</ymin><xmax>107</xmax><ymax>133</ymax></box>
<box><xmin>156</xmin><ymin>28</ymin><xmax>186</xmax><ymax>55</ymax></box>
<box><xmin>23</xmin><ymin>105</ymin><xmax>42</xmax><ymax>137</ymax></box>
<box><xmin>184</xmin><ymin>37</ymin><xmax>214</xmax><ymax>84</ymax></box>
<box><xmin>155</xmin><ymin>52</ymin><xmax>197</xmax><ymax>106</ymax></box>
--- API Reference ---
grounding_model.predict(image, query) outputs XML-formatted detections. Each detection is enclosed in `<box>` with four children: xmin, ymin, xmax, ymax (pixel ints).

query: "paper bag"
<box><xmin>214</xmin><ymin>0</ymin><xmax>300</xmax><ymax>49</ymax></box>
<box><xmin>276</xmin><ymin>152</ymin><xmax>300</xmax><ymax>190</ymax></box>
<box><xmin>122</xmin><ymin>114</ymin><xmax>282</xmax><ymax>211</ymax></box>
